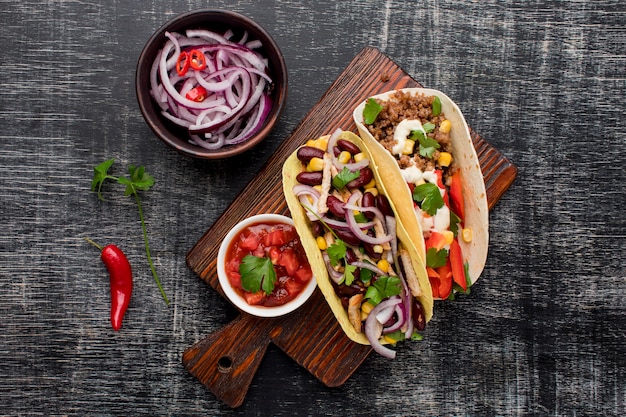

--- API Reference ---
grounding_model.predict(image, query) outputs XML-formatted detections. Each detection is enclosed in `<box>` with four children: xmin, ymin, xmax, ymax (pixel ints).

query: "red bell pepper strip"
<box><xmin>425</xmin><ymin>231</ymin><xmax>447</xmax><ymax>252</ymax></box>
<box><xmin>176</xmin><ymin>51</ymin><xmax>190</xmax><ymax>76</ymax></box>
<box><xmin>185</xmin><ymin>86</ymin><xmax>208</xmax><ymax>102</ymax></box>
<box><xmin>449</xmin><ymin>238</ymin><xmax>467</xmax><ymax>291</ymax></box>
<box><xmin>189</xmin><ymin>49</ymin><xmax>207</xmax><ymax>70</ymax></box>
<box><xmin>437</xmin><ymin>263</ymin><xmax>453</xmax><ymax>299</ymax></box>
<box><xmin>449</xmin><ymin>171</ymin><xmax>465</xmax><ymax>222</ymax></box>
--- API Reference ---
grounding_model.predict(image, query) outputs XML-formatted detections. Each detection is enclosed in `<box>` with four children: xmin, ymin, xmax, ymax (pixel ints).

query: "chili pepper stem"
<box><xmin>84</xmin><ymin>237</ymin><xmax>104</xmax><ymax>251</ymax></box>
<box><xmin>133</xmin><ymin>191</ymin><xmax>170</xmax><ymax>306</ymax></box>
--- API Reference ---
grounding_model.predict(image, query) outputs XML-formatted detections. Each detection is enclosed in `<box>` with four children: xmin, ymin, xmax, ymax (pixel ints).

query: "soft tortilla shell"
<box><xmin>282</xmin><ymin>131</ymin><xmax>433</xmax><ymax>345</ymax></box>
<box><xmin>353</xmin><ymin>88</ymin><xmax>489</xmax><ymax>286</ymax></box>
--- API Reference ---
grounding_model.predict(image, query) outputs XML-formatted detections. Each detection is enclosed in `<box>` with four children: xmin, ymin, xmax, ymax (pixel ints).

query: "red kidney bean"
<box><xmin>345</xmin><ymin>248</ymin><xmax>358</xmax><ymax>264</ymax></box>
<box><xmin>412</xmin><ymin>299</ymin><xmax>426</xmax><ymax>331</ymax></box>
<box><xmin>296</xmin><ymin>146</ymin><xmax>325</xmax><ymax>163</ymax></box>
<box><xmin>311</xmin><ymin>221</ymin><xmax>324</xmax><ymax>237</ymax></box>
<box><xmin>332</xmin><ymin>228</ymin><xmax>361</xmax><ymax>246</ymax></box>
<box><xmin>363</xmin><ymin>242</ymin><xmax>382</xmax><ymax>260</ymax></box>
<box><xmin>296</xmin><ymin>171</ymin><xmax>323</xmax><ymax>186</ymax></box>
<box><xmin>376</xmin><ymin>193</ymin><xmax>394</xmax><ymax>217</ymax></box>
<box><xmin>332</xmin><ymin>146</ymin><xmax>341</xmax><ymax>157</ymax></box>
<box><xmin>346</xmin><ymin>166</ymin><xmax>373</xmax><ymax>189</ymax></box>
<box><xmin>361</xmin><ymin>192</ymin><xmax>376</xmax><ymax>219</ymax></box>
<box><xmin>336</xmin><ymin>139</ymin><xmax>361</xmax><ymax>155</ymax></box>
<box><xmin>326</xmin><ymin>195</ymin><xmax>346</xmax><ymax>217</ymax></box>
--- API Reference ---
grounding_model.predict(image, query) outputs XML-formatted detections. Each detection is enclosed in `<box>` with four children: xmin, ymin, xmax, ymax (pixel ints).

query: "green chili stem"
<box><xmin>133</xmin><ymin>191</ymin><xmax>170</xmax><ymax>305</ymax></box>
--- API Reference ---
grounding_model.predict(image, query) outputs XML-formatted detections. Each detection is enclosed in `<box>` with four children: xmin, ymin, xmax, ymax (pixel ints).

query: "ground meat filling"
<box><xmin>365</xmin><ymin>91</ymin><xmax>459</xmax><ymax>184</ymax></box>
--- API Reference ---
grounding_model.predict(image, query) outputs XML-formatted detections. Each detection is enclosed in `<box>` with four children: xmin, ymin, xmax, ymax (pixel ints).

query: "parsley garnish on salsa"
<box><xmin>239</xmin><ymin>255</ymin><xmax>277</xmax><ymax>295</ymax></box>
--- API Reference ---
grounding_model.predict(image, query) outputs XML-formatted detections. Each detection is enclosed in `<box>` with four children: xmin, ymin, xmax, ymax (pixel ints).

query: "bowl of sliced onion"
<box><xmin>136</xmin><ymin>9</ymin><xmax>288</xmax><ymax>159</ymax></box>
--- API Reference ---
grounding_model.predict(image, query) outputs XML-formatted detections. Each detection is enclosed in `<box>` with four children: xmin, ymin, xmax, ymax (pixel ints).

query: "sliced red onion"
<box><xmin>322</xmin><ymin>252</ymin><xmax>344</xmax><ymax>284</ymax></box>
<box><xmin>150</xmin><ymin>30</ymin><xmax>273</xmax><ymax>149</ymax></box>
<box><xmin>344</xmin><ymin>191</ymin><xmax>393</xmax><ymax>245</ymax></box>
<box><xmin>364</xmin><ymin>297</ymin><xmax>403</xmax><ymax>359</ymax></box>
<box><xmin>351</xmin><ymin>261</ymin><xmax>386</xmax><ymax>276</ymax></box>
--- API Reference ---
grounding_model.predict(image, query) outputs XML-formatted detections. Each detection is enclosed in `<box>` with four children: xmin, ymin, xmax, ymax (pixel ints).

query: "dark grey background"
<box><xmin>0</xmin><ymin>0</ymin><xmax>624</xmax><ymax>416</ymax></box>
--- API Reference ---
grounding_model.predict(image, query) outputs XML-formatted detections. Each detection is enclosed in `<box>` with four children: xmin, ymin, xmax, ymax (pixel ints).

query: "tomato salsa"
<box><xmin>224</xmin><ymin>221</ymin><xmax>313</xmax><ymax>307</ymax></box>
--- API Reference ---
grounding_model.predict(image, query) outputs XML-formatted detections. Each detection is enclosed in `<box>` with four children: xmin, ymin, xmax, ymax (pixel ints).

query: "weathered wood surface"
<box><xmin>0</xmin><ymin>1</ymin><xmax>623</xmax><ymax>416</ymax></box>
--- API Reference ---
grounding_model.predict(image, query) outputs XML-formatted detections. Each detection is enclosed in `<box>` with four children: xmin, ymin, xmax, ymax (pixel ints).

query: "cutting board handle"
<box><xmin>182</xmin><ymin>314</ymin><xmax>276</xmax><ymax>408</ymax></box>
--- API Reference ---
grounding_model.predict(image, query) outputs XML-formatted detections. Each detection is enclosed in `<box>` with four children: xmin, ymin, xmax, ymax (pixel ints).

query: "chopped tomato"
<box><xmin>277</xmin><ymin>249</ymin><xmax>299</xmax><ymax>276</ymax></box>
<box><xmin>294</xmin><ymin>264</ymin><xmax>313</xmax><ymax>283</ymax></box>
<box><xmin>449</xmin><ymin>238</ymin><xmax>467</xmax><ymax>290</ymax></box>
<box><xmin>268</xmin><ymin>246</ymin><xmax>281</xmax><ymax>263</ymax></box>
<box><xmin>263</xmin><ymin>229</ymin><xmax>289</xmax><ymax>246</ymax></box>
<box><xmin>284</xmin><ymin>279</ymin><xmax>304</xmax><ymax>297</ymax></box>
<box><xmin>239</xmin><ymin>233</ymin><xmax>261</xmax><ymax>251</ymax></box>
<box><xmin>243</xmin><ymin>291</ymin><xmax>266</xmax><ymax>305</ymax></box>
<box><xmin>449</xmin><ymin>171</ymin><xmax>465</xmax><ymax>222</ymax></box>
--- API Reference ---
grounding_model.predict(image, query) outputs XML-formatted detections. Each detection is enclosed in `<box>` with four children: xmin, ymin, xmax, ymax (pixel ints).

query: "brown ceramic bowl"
<box><xmin>135</xmin><ymin>9</ymin><xmax>288</xmax><ymax>159</ymax></box>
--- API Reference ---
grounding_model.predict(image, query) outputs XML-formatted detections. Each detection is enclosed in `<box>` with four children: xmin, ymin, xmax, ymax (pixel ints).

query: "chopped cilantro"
<box><xmin>410</xmin><ymin>332</ymin><xmax>424</xmax><ymax>341</ymax></box>
<box><xmin>426</xmin><ymin>247</ymin><xmax>448</xmax><ymax>269</ymax></box>
<box><xmin>344</xmin><ymin>263</ymin><xmax>357</xmax><ymax>286</ymax></box>
<box><xmin>239</xmin><ymin>255</ymin><xmax>277</xmax><ymax>295</ymax></box>
<box><xmin>423</xmin><ymin>122</ymin><xmax>436</xmax><ymax>133</ymax></box>
<box><xmin>365</xmin><ymin>276</ymin><xmax>402</xmax><ymax>305</ymax></box>
<box><xmin>359</xmin><ymin>265</ymin><xmax>376</xmax><ymax>285</ymax></box>
<box><xmin>409</xmin><ymin>127</ymin><xmax>440</xmax><ymax>158</ymax></box>
<box><xmin>385</xmin><ymin>330</ymin><xmax>406</xmax><ymax>342</ymax></box>
<box><xmin>412</xmin><ymin>182</ymin><xmax>444</xmax><ymax>216</ymax></box>
<box><xmin>363</xmin><ymin>98</ymin><xmax>383</xmax><ymax>124</ymax></box>
<box><xmin>332</xmin><ymin>167</ymin><xmax>360</xmax><ymax>189</ymax></box>
<box><xmin>326</xmin><ymin>239</ymin><xmax>356</xmax><ymax>285</ymax></box>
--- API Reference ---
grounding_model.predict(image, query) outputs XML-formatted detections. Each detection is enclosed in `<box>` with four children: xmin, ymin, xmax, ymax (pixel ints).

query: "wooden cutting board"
<box><xmin>183</xmin><ymin>46</ymin><xmax>518</xmax><ymax>408</ymax></box>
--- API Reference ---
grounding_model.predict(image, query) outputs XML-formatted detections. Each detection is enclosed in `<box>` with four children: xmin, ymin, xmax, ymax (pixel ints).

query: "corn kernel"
<box><xmin>361</xmin><ymin>301</ymin><xmax>375</xmax><ymax>314</ymax></box>
<box><xmin>361</xmin><ymin>310</ymin><xmax>369</xmax><ymax>321</ymax></box>
<box><xmin>462</xmin><ymin>227</ymin><xmax>473</xmax><ymax>243</ymax></box>
<box><xmin>307</xmin><ymin>157</ymin><xmax>325</xmax><ymax>172</ymax></box>
<box><xmin>316</xmin><ymin>236</ymin><xmax>327</xmax><ymax>250</ymax></box>
<box><xmin>364</xmin><ymin>187</ymin><xmax>379</xmax><ymax>197</ymax></box>
<box><xmin>373</xmin><ymin>244</ymin><xmax>384</xmax><ymax>254</ymax></box>
<box><xmin>442</xmin><ymin>230</ymin><xmax>455</xmax><ymax>245</ymax></box>
<box><xmin>338</xmin><ymin>151</ymin><xmax>352</xmax><ymax>164</ymax></box>
<box><xmin>383</xmin><ymin>335</ymin><xmax>397</xmax><ymax>345</ymax></box>
<box><xmin>402</xmin><ymin>140</ymin><xmax>415</xmax><ymax>155</ymax></box>
<box><xmin>313</xmin><ymin>185</ymin><xmax>323</xmax><ymax>193</ymax></box>
<box><xmin>377</xmin><ymin>259</ymin><xmax>390</xmax><ymax>273</ymax></box>
<box><xmin>438</xmin><ymin>151</ymin><xmax>452</xmax><ymax>167</ymax></box>
<box><xmin>316</xmin><ymin>137</ymin><xmax>329</xmax><ymax>151</ymax></box>
<box><xmin>363</xmin><ymin>178</ymin><xmax>376</xmax><ymax>189</ymax></box>
<box><xmin>439</xmin><ymin>119</ymin><xmax>452</xmax><ymax>134</ymax></box>
<box><xmin>354</xmin><ymin>152</ymin><xmax>367</xmax><ymax>162</ymax></box>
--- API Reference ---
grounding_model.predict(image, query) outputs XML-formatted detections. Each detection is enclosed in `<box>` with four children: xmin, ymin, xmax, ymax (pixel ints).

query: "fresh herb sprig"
<box><xmin>239</xmin><ymin>255</ymin><xmax>277</xmax><ymax>294</ymax></box>
<box><xmin>91</xmin><ymin>159</ymin><xmax>169</xmax><ymax>305</ymax></box>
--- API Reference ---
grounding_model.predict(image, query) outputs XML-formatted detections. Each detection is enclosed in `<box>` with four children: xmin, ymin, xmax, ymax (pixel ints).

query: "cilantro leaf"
<box><xmin>327</xmin><ymin>240</ymin><xmax>347</xmax><ymax>266</ymax></box>
<box><xmin>332</xmin><ymin>167</ymin><xmax>360</xmax><ymax>189</ymax></box>
<box><xmin>409</xmin><ymin>128</ymin><xmax>440</xmax><ymax>158</ymax></box>
<box><xmin>426</xmin><ymin>247</ymin><xmax>448</xmax><ymax>268</ymax></box>
<box><xmin>413</xmin><ymin>182</ymin><xmax>444</xmax><ymax>215</ymax></box>
<box><xmin>365</xmin><ymin>276</ymin><xmax>402</xmax><ymax>305</ymax></box>
<box><xmin>359</xmin><ymin>264</ymin><xmax>376</xmax><ymax>285</ymax></box>
<box><xmin>239</xmin><ymin>255</ymin><xmax>277</xmax><ymax>295</ymax></box>
<box><xmin>344</xmin><ymin>263</ymin><xmax>357</xmax><ymax>286</ymax></box>
<box><xmin>363</xmin><ymin>98</ymin><xmax>383</xmax><ymax>124</ymax></box>
<box><xmin>423</xmin><ymin>122</ymin><xmax>436</xmax><ymax>133</ymax></box>
<box><xmin>91</xmin><ymin>158</ymin><xmax>115</xmax><ymax>201</ymax></box>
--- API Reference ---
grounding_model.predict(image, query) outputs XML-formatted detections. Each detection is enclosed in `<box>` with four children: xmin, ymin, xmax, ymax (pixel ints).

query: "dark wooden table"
<box><xmin>1</xmin><ymin>1</ymin><xmax>623</xmax><ymax>416</ymax></box>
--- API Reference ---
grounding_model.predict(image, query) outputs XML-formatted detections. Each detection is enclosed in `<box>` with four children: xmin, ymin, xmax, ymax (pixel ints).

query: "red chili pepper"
<box><xmin>189</xmin><ymin>49</ymin><xmax>207</xmax><ymax>70</ymax></box>
<box><xmin>176</xmin><ymin>51</ymin><xmax>190</xmax><ymax>76</ymax></box>
<box><xmin>185</xmin><ymin>86</ymin><xmax>208</xmax><ymax>102</ymax></box>
<box><xmin>85</xmin><ymin>238</ymin><xmax>133</xmax><ymax>331</ymax></box>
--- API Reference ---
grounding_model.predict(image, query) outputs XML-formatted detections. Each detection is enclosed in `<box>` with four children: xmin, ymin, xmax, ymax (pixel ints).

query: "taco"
<box><xmin>353</xmin><ymin>88</ymin><xmax>489</xmax><ymax>300</ymax></box>
<box><xmin>282</xmin><ymin>129</ymin><xmax>433</xmax><ymax>358</ymax></box>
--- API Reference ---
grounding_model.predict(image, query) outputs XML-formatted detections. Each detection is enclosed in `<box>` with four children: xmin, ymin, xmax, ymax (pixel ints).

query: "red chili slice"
<box><xmin>185</xmin><ymin>86</ymin><xmax>208</xmax><ymax>102</ymax></box>
<box><xmin>176</xmin><ymin>51</ymin><xmax>190</xmax><ymax>76</ymax></box>
<box><xmin>189</xmin><ymin>49</ymin><xmax>207</xmax><ymax>70</ymax></box>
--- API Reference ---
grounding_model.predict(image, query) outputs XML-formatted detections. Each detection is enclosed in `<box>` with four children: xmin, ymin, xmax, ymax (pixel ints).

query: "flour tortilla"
<box><xmin>353</xmin><ymin>88</ymin><xmax>489</xmax><ymax>286</ymax></box>
<box><xmin>282</xmin><ymin>131</ymin><xmax>433</xmax><ymax>345</ymax></box>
